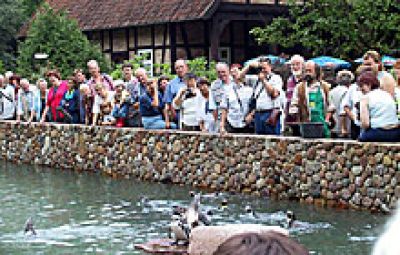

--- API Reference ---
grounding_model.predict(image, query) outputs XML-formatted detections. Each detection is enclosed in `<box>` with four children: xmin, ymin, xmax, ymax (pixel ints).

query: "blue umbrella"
<box><xmin>244</xmin><ymin>55</ymin><xmax>286</xmax><ymax>66</ymax></box>
<box><xmin>310</xmin><ymin>56</ymin><xmax>351</xmax><ymax>69</ymax></box>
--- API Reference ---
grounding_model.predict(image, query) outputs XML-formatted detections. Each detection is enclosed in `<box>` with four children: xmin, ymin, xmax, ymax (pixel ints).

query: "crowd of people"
<box><xmin>0</xmin><ymin>50</ymin><xmax>399</xmax><ymax>142</ymax></box>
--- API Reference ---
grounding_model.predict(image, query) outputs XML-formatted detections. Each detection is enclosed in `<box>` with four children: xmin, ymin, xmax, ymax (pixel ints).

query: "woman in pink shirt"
<box><xmin>40</xmin><ymin>70</ymin><xmax>68</xmax><ymax>123</ymax></box>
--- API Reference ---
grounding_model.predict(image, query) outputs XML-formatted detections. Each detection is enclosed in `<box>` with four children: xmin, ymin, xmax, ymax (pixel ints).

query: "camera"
<box><xmin>184</xmin><ymin>88</ymin><xmax>196</xmax><ymax>99</ymax></box>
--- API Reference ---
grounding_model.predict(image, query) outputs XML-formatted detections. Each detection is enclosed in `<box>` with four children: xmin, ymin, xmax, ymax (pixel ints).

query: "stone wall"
<box><xmin>1</xmin><ymin>121</ymin><xmax>399</xmax><ymax>213</ymax></box>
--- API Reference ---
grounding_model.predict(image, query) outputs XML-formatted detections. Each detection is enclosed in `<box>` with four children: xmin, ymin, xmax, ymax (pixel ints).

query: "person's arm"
<box><xmin>260</xmin><ymin>73</ymin><xmax>280</xmax><ymax>99</ymax></box>
<box><xmin>240</xmin><ymin>62</ymin><xmax>259</xmax><ymax>79</ymax></box>
<box><xmin>172</xmin><ymin>88</ymin><xmax>186</xmax><ymax>109</ymax></box>
<box><xmin>220</xmin><ymin>109</ymin><xmax>227</xmax><ymax>134</ymax></box>
<box><xmin>359</xmin><ymin>97</ymin><xmax>370</xmax><ymax>129</ymax></box>
<box><xmin>344</xmin><ymin>106</ymin><xmax>355</xmax><ymax>122</ymax></box>
<box><xmin>40</xmin><ymin>106</ymin><xmax>49</xmax><ymax>123</ymax></box>
<box><xmin>163</xmin><ymin>107</ymin><xmax>170</xmax><ymax>129</ymax></box>
<box><xmin>28</xmin><ymin>110</ymin><xmax>35</xmax><ymax>124</ymax></box>
<box><xmin>92</xmin><ymin>96</ymin><xmax>100</xmax><ymax>126</ymax></box>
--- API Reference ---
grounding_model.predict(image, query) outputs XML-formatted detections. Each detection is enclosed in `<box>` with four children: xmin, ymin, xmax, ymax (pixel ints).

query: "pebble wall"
<box><xmin>0</xmin><ymin>121</ymin><xmax>399</xmax><ymax>213</ymax></box>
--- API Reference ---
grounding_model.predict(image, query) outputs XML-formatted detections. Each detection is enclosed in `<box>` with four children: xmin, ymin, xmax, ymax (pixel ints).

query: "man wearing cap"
<box><xmin>242</xmin><ymin>57</ymin><xmax>284</xmax><ymax>135</ymax></box>
<box><xmin>329</xmin><ymin>70</ymin><xmax>354</xmax><ymax>138</ymax></box>
<box><xmin>0</xmin><ymin>74</ymin><xmax>15</xmax><ymax>120</ymax></box>
<box><xmin>173</xmin><ymin>73</ymin><xmax>204</xmax><ymax>131</ymax></box>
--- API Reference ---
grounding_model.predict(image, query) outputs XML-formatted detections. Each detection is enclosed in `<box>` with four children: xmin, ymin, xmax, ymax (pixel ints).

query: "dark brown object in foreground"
<box><xmin>213</xmin><ymin>232</ymin><xmax>309</xmax><ymax>255</ymax></box>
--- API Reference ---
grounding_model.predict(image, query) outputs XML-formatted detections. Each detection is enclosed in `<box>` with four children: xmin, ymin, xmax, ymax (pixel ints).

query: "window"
<box><xmin>218</xmin><ymin>47</ymin><xmax>231</xmax><ymax>64</ymax></box>
<box><xmin>137</xmin><ymin>49</ymin><xmax>154</xmax><ymax>77</ymax></box>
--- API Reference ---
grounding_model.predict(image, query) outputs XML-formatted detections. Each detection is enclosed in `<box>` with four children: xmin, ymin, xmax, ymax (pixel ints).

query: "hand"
<box><xmin>220</xmin><ymin>127</ymin><xmax>227</xmax><ymax>136</ymax></box>
<box><xmin>165</xmin><ymin>121</ymin><xmax>171</xmax><ymax>129</ymax></box>
<box><xmin>245</xmin><ymin>114</ymin><xmax>253</xmax><ymax>124</ymax></box>
<box><xmin>258</xmin><ymin>72</ymin><xmax>266</xmax><ymax>81</ymax></box>
<box><xmin>180</xmin><ymin>88</ymin><xmax>188</xmax><ymax>97</ymax></box>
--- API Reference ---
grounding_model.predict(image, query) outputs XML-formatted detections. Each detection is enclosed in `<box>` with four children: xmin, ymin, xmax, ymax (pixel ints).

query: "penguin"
<box><xmin>185</xmin><ymin>194</ymin><xmax>210</xmax><ymax>229</ymax></box>
<box><xmin>169</xmin><ymin>213</ymin><xmax>190</xmax><ymax>246</ymax></box>
<box><xmin>219</xmin><ymin>198</ymin><xmax>228</xmax><ymax>211</ymax></box>
<box><xmin>24</xmin><ymin>217</ymin><xmax>36</xmax><ymax>236</ymax></box>
<box><xmin>189</xmin><ymin>191</ymin><xmax>196</xmax><ymax>197</ymax></box>
<box><xmin>286</xmin><ymin>210</ymin><xmax>296</xmax><ymax>228</ymax></box>
<box><xmin>245</xmin><ymin>205</ymin><xmax>258</xmax><ymax>218</ymax></box>
<box><xmin>137</xmin><ymin>196</ymin><xmax>150</xmax><ymax>207</ymax></box>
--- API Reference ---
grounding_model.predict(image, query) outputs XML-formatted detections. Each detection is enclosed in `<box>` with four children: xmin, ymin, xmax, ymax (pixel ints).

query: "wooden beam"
<box><xmin>101</xmin><ymin>30</ymin><xmax>104</xmax><ymax>51</ymax></box>
<box><xmin>179</xmin><ymin>23</ymin><xmax>192</xmax><ymax>60</ymax></box>
<box><xmin>229</xmin><ymin>21</ymin><xmax>234</xmax><ymax>64</ymax></box>
<box><xmin>170</xmin><ymin>23</ymin><xmax>177</xmax><ymax>71</ymax></box>
<box><xmin>204</xmin><ymin>20</ymin><xmax>210</xmax><ymax>66</ymax></box>
<box><xmin>162</xmin><ymin>24</ymin><xmax>168</xmax><ymax>63</ymax></box>
<box><xmin>151</xmin><ymin>25</ymin><xmax>155</xmax><ymax>49</ymax></box>
<box><xmin>109</xmin><ymin>29</ymin><xmax>113</xmax><ymax>53</ymax></box>
<box><xmin>134</xmin><ymin>27</ymin><xmax>138</xmax><ymax>51</ymax></box>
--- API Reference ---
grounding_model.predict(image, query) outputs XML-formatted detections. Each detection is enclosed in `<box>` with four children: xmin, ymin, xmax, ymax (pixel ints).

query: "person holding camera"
<box><xmin>242</xmin><ymin>57</ymin><xmax>284</xmax><ymax>135</ymax></box>
<box><xmin>0</xmin><ymin>74</ymin><xmax>15</xmax><ymax>120</ymax></box>
<box><xmin>173</xmin><ymin>73</ymin><xmax>204</xmax><ymax>131</ymax></box>
<box><xmin>92</xmin><ymin>83</ymin><xmax>115</xmax><ymax>126</ymax></box>
<box><xmin>289</xmin><ymin>61</ymin><xmax>334</xmax><ymax>138</ymax></box>
<box><xmin>219</xmin><ymin>64</ymin><xmax>253</xmax><ymax>134</ymax></box>
<box><xmin>140</xmin><ymin>79</ymin><xmax>176</xmax><ymax>130</ymax></box>
<box><xmin>16</xmin><ymin>78</ymin><xmax>36</xmax><ymax>123</ymax></box>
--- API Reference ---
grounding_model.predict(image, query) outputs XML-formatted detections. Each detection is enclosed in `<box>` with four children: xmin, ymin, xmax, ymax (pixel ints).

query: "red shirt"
<box><xmin>47</xmin><ymin>81</ymin><xmax>68</xmax><ymax>121</ymax></box>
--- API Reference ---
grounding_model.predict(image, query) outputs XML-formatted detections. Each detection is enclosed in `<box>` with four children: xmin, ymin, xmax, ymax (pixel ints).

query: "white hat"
<box><xmin>114</xmin><ymin>79</ymin><xmax>125</xmax><ymax>88</ymax></box>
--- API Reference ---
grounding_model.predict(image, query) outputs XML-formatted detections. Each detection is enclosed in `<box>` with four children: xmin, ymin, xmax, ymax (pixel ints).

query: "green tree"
<box><xmin>251</xmin><ymin>0</ymin><xmax>400</xmax><ymax>59</ymax></box>
<box><xmin>17</xmin><ymin>4</ymin><xmax>110</xmax><ymax>80</ymax></box>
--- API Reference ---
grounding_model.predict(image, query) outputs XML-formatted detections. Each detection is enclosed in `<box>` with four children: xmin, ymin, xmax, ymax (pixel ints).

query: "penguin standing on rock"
<box><xmin>169</xmin><ymin>210</ymin><xmax>190</xmax><ymax>246</ymax></box>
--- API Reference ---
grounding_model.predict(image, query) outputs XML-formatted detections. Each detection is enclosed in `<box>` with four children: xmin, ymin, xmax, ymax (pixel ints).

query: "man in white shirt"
<box><xmin>0</xmin><ymin>75</ymin><xmax>15</xmax><ymax>120</ymax></box>
<box><xmin>243</xmin><ymin>57</ymin><xmax>284</xmax><ymax>135</ymax></box>
<box><xmin>220</xmin><ymin>67</ymin><xmax>253</xmax><ymax>134</ymax></box>
<box><xmin>173</xmin><ymin>73</ymin><xmax>204</xmax><ymax>131</ymax></box>
<box><xmin>209</xmin><ymin>63</ymin><xmax>234</xmax><ymax>132</ymax></box>
<box><xmin>16</xmin><ymin>78</ymin><xmax>36</xmax><ymax>122</ymax></box>
<box><xmin>198</xmin><ymin>78</ymin><xmax>216</xmax><ymax>133</ymax></box>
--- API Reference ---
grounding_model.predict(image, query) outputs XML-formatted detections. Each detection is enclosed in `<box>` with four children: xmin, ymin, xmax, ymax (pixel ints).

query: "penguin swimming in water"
<box><xmin>245</xmin><ymin>205</ymin><xmax>258</xmax><ymax>218</ymax></box>
<box><xmin>219</xmin><ymin>198</ymin><xmax>228</xmax><ymax>211</ymax></box>
<box><xmin>24</xmin><ymin>217</ymin><xmax>36</xmax><ymax>236</ymax></box>
<box><xmin>286</xmin><ymin>210</ymin><xmax>296</xmax><ymax>228</ymax></box>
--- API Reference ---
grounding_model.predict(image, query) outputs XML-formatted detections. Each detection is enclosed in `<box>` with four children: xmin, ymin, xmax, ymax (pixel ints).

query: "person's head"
<box><xmin>36</xmin><ymin>78</ymin><xmax>48</xmax><ymax>92</ymax></box>
<box><xmin>184</xmin><ymin>73</ymin><xmax>197</xmax><ymax>88</ymax></box>
<box><xmin>380</xmin><ymin>73</ymin><xmax>397</xmax><ymax>97</ymax></box>
<box><xmin>79</xmin><ymin>83</ymin><xmax>90</xmax><ymax>96</ymax></box>
<box><xmin>67</xmin><ymin>77</ymin><xmax>75</xmax><ymax>90</ymax></box>
<box><xmin>357</xmin><ymin>71</ymin><xmax>380</xmax><ymax>94</ymax></box>
<box><xmin>46</xmin><ymin>70</ymin><xmax>61</xmax><ymax>87</ymax></box>
<box><xmin>303</xmin><ymin>61</ymin><xmax>320</xmax><ymax>83</ymax></box>
<box><xmin>73</xmin><ymin>69</ymin><xmax>86</xmax><ymax>84</ymax></box>
<box><xmin>213</xmin><ymin>232</ymin><xmax>309</xmax><ymax>255</ymax></box>
<box><xmin>336</xmin><ymin>70</ymin><xmax>354</xmax><ymax>87</ymax></box>
<box><xmin>175</xmin><ymin>59</ymin><xmax>188</xmax><ymax>78</ymax></box>
<box><xmin>157</xmin><ymin>75</ymin><xmax>169</xmax><ymax>92</ymax></box>
<box><xmin>0</xmin><ymin>75</ymin><xmax>4</xmax><ymax>88</ymax></box>
<box><xmin>135</xmin><ymin>68</ymin><xmax>148</xmax><ymax>84</ymax></box>
<box><xmin>20</xmin><ymin>78</ymin><xmax>30</xmax><ymax>91</ymax></box>
<box><xmin>289</xmin><ymin>55</ymin><xmax>305</xmax><ymax>77</ymax></box>
<box><xmin>230</xmin><ymin>64</ymin><xmax>242</xmax><ymax>81</ymax></box>
<box><xmin>216</xmin><ymin>62</ymin><xmax>230</xmax><ymax>82</ymax></box>
<box><xmin>5</xmin><ymin>71</ymin><xmax>13</xmax><ymax>84</ymax></box>
<box><xmin>363</xmin><ymin>50</ymin><xmax>381</xmax><ymax>71</ymax></box>
<box><xmin>198</xmin><ymin>77</ymin><xmax>210</xmax><ymax>98</ymax></box>
<box><xmin>94</xmin><ymin>83</ymin><xmax>107</xmax><ymax>97</ymax></box>
<box><xmin>145</xmin><ymin>79</ymin><xmax>157</xmax><ymax>95</ymax></box>
<box><xmin>114</xmin><ymin>79</ymin><xmax>125</xmax><ymax>93</ymax></box>
<box><xmin>122</xmin><ymin>63</ymin><xmax>134</xmax><ymax>80</ymax></box>
<box><xmin>87</xmin><ymin>60</ymin><xmax>100</xmax><ymax>77</ymax></box>
<box><xmin>259</xmin><ymin>57</ymin><xmax>273</xmax><ymax>75</ymax></box>
<box><xmin>9</xmin><ymin>74</ymin><xmax>21</xmax><ymax>87</ymax></box>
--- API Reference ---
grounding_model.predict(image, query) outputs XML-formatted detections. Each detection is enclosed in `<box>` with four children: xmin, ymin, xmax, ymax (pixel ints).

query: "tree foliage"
<box><xmin>251</xmin><ymin>0</ymin><xmax>400</xmax><ymax>59</ymax></box>
<box><xmin>17</xmin><ymin>4</ymin><xmax>111</xmax><ymax>80</ymax></box>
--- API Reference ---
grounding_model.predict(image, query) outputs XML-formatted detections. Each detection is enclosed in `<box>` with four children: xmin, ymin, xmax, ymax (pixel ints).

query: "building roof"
<box><xmin>19</xmin><ymin>0</ymin><xmax>218</xmax><ymax>37</ymax></box>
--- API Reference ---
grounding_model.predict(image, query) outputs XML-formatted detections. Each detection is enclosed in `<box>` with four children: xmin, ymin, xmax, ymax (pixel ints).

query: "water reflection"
<box><xmin>0</xmin><ymin>161</ymin><xmax>387</xmax><ymax>255</ymax></box>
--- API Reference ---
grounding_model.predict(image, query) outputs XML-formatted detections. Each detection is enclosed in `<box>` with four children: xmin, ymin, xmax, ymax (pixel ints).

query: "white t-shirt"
<box><xmin>367</xmin><ymin>89</ymin><xmax>398</xmax><ymax>129</ymax></box>
<box><xmin>220</xmin><ymin>84</ymin><xmax>253</xmax><ymax>128</ymax></box>
<box><xmin>92</xmin><ymin>91</ymin><xmax>115</xmax><ymax>114</ymax></box>
<box><xmin>173</xmin><ymin>87</ymin><xmax>204</xmax><ymax>127</ymax></box>
<box><xmin>254</xmin><ymin>73</ymin><xmax>283</xmax><ymax>110</ymax></box>
<box><xmin>0</xmin><ymin>85</ymin><xmax>15</xmax><ymax>120</ymax></box>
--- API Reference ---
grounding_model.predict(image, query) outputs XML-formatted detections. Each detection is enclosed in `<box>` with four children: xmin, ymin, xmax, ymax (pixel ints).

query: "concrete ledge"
<box><xmin>188</xmin><ymin>225</ymin><xmax>288</xmax><ymax>255</ymax></box>
<box><xmin>0</xmin><ymin>121</ymin><xmax>399</xmax><ymax>213</ymax></box>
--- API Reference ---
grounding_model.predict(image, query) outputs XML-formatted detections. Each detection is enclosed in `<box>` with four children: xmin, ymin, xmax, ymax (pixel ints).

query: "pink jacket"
<box><xmin>47</xmin><ymin>81</ymin><xmax>68</xmax><ymax>121</ymax></box>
